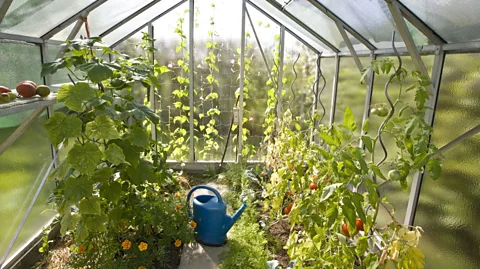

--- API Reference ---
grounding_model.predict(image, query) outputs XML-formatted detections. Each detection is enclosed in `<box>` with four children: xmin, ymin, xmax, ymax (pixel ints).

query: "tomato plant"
<box><xmin>263</xmin><ymin>56</ymin><xmax>442</xmax><ymax>268</ymax></box>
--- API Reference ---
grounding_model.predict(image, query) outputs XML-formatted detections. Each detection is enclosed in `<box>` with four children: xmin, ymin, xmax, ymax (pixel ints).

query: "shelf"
<box><xmin>0</xmin><ymin>95</ymin><xmax>57</xmax><ymax>117</ymax></box>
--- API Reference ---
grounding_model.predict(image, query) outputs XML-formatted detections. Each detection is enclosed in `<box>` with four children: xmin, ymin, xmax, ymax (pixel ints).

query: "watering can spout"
<box><xmin>225</xmin><ymin>203</ymin><xmax>247</xmax><ymax>233</ymax></box>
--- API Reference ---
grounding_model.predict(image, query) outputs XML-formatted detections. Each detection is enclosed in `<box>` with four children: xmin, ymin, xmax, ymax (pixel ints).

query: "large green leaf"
<box><xmin>60</xmin><ymin>212</ymin><xmax>79</xmax><ymax>235</ymax></box>
<box><xmin>427</xmin><ymin>158</ymin><xmax>442</xmax><ymax>180</ymax></box>
<box><xmin>76</xmin><ymin>221</ymin><xmax>90</xmax><ymax>242</ymax></box>
<box><xmin>126</xmin><ymin>102</ymin><xmax>160</xmax><ymax>124</ymax></box>
<box><xmin>86</xmin><ymin>114</ymin><xmax>120</xmax><ymax>140</ymax></box>
<box><xmin>67</xmin><ymin>143</ymin><xmax>103</xmax><ymax>176</ymax></box>
<box><xmin>44</xmin><ymin>112</ymin><xmax>82</xmax><ymax>147</ymax></box>
<box><xmin>100</xmin><ymin>181</ymin><xmax>122</xmax><ymax>203</ymax></box>
<box><xmin>79</xmin><ymin>196</ymin><xmax>101</xmax><ymax>215</ymax></box>
<box><xmin>104</xmin><ymin>144</ymin><xmax>126</xmax><ymax>165</ymax></box>
<box><xmin>63</xmin><ymin>176</ymin><xmax>92</xmax><ymax>203</ymax></box>
<box><xmin>113</xmin><ymin>140</ymin><xmax>141</xmax><ymax>167</ymax></box>
<box><xmin>126</xmin><ymin>160</ymin><xmax>157</xmax><ymax>185</ymax></box>
<box><xmin>91</xmin><ymin>167</ymin><xmax>115</xmax><ymax>183</ymax></box>
<box><xmin>128</xmin><ymin>126</ymin><xmax>149</xmax><ymax>148</ymax></box>
<box><xmin>77</xmin><ymin>62</ymin><xmax>114</xmax><ymax>83</ymax></box>
<box><xmin>85</xmin><ymin>214</ymin><xmax>108</xmax><ymax>232</ymax></box>
<box><xmin>57</xmin><ymin>82</ymin><xmax>96</xmax><ymax>112</ymax></box>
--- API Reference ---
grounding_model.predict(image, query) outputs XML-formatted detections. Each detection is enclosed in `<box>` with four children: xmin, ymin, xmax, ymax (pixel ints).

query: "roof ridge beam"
<box><xmin>99</xmin><ymin>0</ymin><xmax>161</xmax><ymax>38</ymax></box>
<box><xmin>395</xmin><ymin>0</ymin><xmax>447</xmax><ymax>45</ymax></box>
<box><xmin>264</xmin><ymin>0</ymin><xmax>340</xmax><ymax>53</ymax></box>
<box><xmin>41</xmin><ymin>0</ymin><xmax>108</xmax><ymax>40</ymax></box>
<box><xmin>306</xmin><ymin>0</ymin><xmax>376</xmax><ymax>51</ymax></box>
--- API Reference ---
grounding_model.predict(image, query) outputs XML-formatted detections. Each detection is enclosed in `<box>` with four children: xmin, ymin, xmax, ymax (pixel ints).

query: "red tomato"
<box><xmin>356</xmin><ymin>218</ymin><xmax>364</xmax><ymax>231</ymax></box>
<box><xmin>341</xmin><ymin>223</ymin><xmax>350</xmax><ymax>237</ymax></box>
<box><xmin>309</xmin><ymin>182</ymin><xmax>318</xmax><ymax>190</ymax></box>
<box><xmin>284</xmin><ymin>203</ymin><xmax>293</xmax><ymax>215</ymax></box>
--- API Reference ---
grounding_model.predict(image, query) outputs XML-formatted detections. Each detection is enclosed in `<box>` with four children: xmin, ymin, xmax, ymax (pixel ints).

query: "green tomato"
<box><xmin>388</xmin><ymin>169</ymin><xmax>402</xmax><ymax>181</ymax></box>
<box><xmin>377</xmin><ymin>107</ymin><xmax>389</xmax><ymax>117</ymax></box>
<box><xmin>370</xmin><ymin>108</ymin><xmax>379</xmax><ymax>115</ymax></box>
<box><xmin>0</xmin><ymin>93</ymin><xmax>10</xmax><ymax>103</ymax></box>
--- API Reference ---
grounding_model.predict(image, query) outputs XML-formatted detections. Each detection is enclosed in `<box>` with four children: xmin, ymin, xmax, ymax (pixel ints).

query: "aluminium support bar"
<box><xmin>56</xmin><ymin>13</ymin><xmax>87</xmax><ymax>59</ymax></box>
<box><xmin>386</xmin><ymin>0</ymin><xmax>433</xmax><ymax>94</ymax></box>
<box><xmin>329</xmin><ymin>54</ymin><xmax>340</xmax><ymax>126</ymax></box>
<box><xmin>306</xmin><ymin>0</ymin><xmax>375</xmax><ymax>51</ymax></box>
<box><xmin>238</xmin><ymin>0</ymin><xmax>247</xmax><ymax>162</ymax></box>
<box><xmin>41</xmin><ymin>0</ymin><xmax>108</xmax><ymax>40</ymax></box>
<box><xmin>277</xmin><ymin>26</ymin><xmax>285</xmax><ymax>118</ymax></box>
<box><xmin>264</xmin><ymin>0</ymin><xmax>339</xmax><ymax>53</ymax></box>
<box><xmin>404</xmin><ymin>48</ymin><xmax>445</xmax><ymax>227</ymax></box>
<box><xmin>110</xmin><ymin>0</ymin><xmax>186</xmax><ymax>49</ymax></box>
<box><xmin>335</xmin><ymin>21</ymin><xmax>370</xmax><ymax>84</ymax></box>
<box><xmin>396</xmin><ymin>1</ymin><xmax>446</xmax><ymax>45</ymax></box>
<box><xmin>188</xmin><ymin>0</ymin><xmax>194</xmax><ymax>162</ymax></box>
<box><xmin>0</xmin><ymin>0</ymin><xmax>13</xmax><ymax>24</ymax></box>
<box><xmin>100</xmin><ymin>0</ymin><xmax>160</xmax><ymax>38</ymax></box>
<box><xmin>246</xmin><ymin>0</ymin><xmax>320</xmax><ymax>55</ymax></box>
<box><xmin>148</xmin><ymin>22</ymin><xmax>157</xmax><ymax>142</ymax></box>
<box><xmin>438</xmin><ymin>124</ymin><xmax>480</xmax><ymax>155</ymax></box>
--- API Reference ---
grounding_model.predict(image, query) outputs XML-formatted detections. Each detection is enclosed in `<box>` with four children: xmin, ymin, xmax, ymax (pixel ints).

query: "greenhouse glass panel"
<box><xmin>401</xmin><ymin>0</ymin><xmax>480</xmax><ymax>43</ymax></box>
<box><xmin>0</xmin><ymin>41</ymin><xmax>42</xmax><ymax>89</ymax></box>
<box><xmin>249</xmin><ymin>0</ymin><xmax>330</xmax><ymax>53</ymax></box>
<box><xmin>369</xmin><ymin>55</ymin><xmax>434</xmax><ymax>226</ymax></box>
<box><xmin>415</xmin><ymin>54</ymin><xmax>480</xmax><ymax>269</ymax></box>
<box><xmin>334</xmin><ymin>57</ymin><xmax>370</xmax><ymax>129</ymax></box>
<box><xmin>279</xmin><ymin>0</ymin><xmax>367</xmax><ymax>51</ymax></box>
<box><xmin>104</xmin><ymin>0</ymin><xmax>184</xmax><ymax>46</ymax></box>
<box><xmin>0</xmin><ymin>110</ymin><xmax>55</xmax><ymax>261</ymax></box>
<box><xmin>314</xmin><ymin>0</ymin><xmax>430</xmax><ymax>48</ymax></box>
<box><xmin>193</xmin><ymin>0</ymin><xmax>241</xmax><ymax>161</ymax></box>
<box><xmin>50</xmin><ymin>20</ymin><xmax>88</xmax><ymax>42</ymax></box>
<box><xmin>243</xmin><ymin>7</ymin><xmax>282</xmax><ymax>160</ymax></box>
<box><xmin>0</xmin><ymin>0</ymin><xmax>95</xmax><ymax>37</ymax></box>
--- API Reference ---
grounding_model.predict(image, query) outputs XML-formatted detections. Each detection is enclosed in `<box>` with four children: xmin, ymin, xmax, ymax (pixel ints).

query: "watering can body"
<box><xmin>187</xmin><ymin>185</ymin><xmax>247</xmax><ymax>246</ymax></box>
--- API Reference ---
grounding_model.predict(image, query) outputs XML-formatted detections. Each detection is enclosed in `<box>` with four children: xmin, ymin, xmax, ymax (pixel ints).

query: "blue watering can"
<box><xmin>186</xmin><ymin>185</ymin><xmax>247</xmax><ymax>246</ymax></box>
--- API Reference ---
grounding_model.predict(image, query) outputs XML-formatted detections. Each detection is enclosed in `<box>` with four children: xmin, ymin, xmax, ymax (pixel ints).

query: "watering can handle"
<box><xmin>186</xmin><ymin>185</ymin><xmax>224</xmax><ymax>218</ymax></box>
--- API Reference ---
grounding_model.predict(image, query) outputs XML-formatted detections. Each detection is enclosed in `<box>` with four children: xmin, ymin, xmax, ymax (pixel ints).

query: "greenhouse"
<box><xmin>0</xmin><ymin>0</ymin><xmax>479</xmax><ymax>268</ymax></box>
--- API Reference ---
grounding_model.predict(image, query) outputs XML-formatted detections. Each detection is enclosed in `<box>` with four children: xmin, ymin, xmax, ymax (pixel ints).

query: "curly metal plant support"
<box><xmin>288</xmin><ymin>53</ymin><xmax>300</xmax><ymax>111</ymax></box>
<box><xmin>376</xmin><ymin>32</ymin><xmax>402</xmax><ymax>170</ymax></box>
<box><xmin>309</xmin><ymin>54</ymin><xmax>326</xmax><ymax>124</ymax></box>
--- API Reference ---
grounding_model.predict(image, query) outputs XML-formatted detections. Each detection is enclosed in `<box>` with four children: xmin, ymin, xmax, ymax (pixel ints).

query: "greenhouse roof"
<box><xmin>0</xmin><ymin>0</ymin><xmax>479</xmax><ymax>56</ymax></box>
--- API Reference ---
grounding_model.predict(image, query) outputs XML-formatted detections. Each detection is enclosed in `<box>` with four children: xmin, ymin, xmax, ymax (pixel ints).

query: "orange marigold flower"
<box><xmin>78</xmin><ymin>245</ymin><xmax>85</xmax><ymax>254</ymax></box>
<box><xmin>174</xmin><ymin>239</ymin><xmax>182</xmax><ymax>248</ymax></box>
<box><xmin>175</xmin><ymin>205</ymin><xmax>182</xmax><ymax>211</ymax></box>
<box><xmin>190</xmin><ymin>220</ymin><xmax>197</xmax><ymax>229</ymax></box>
<box><xmin>138</xmin><ymin>266</ymin><xmax>146</xmax><ymax>269</ymax></box>
<box><xmin>138</xmin><ymin>242</ymin><xmax>148</xmax><ymax>252</ymax></box>
<box><xmin>175</xmin><ymin>192</ymin><xmax>181</xmax><ymax>197</ymax></box>
<box><xmin>121</xmin><ymin>239</ymin><xmax>132</xmax><ymax>250</ymax></box>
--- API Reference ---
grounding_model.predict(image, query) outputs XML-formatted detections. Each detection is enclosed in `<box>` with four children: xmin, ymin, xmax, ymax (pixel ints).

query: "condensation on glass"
<box><xmin>0</xmin><ymin>41</ymin><xmax>42</xmax><ymax>89</ymax></box>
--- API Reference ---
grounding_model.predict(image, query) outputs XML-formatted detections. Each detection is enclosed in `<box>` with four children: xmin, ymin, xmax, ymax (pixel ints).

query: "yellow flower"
<box><xmin>121</xmin><ymin>239</ymin><xmax>132</xmax><ymax>250</ymax></box>
<box><xmin>138</xmin><ymin>266</ymin><xmax>146</xmax><ymax>269</ymax></box>
<box><xmin>138</xmin><ymin>242</ymin><xmax>148</xmax><ymax>251</ymax></box>
<box><xmin>78</xmin><ymin>245</ymin><xmax>85</xmax><ymax>254</ymax></box>
<box><xmin>190</xmin><ymin>220</ymin><xmax>197</xmax><ymax>229</ymax></box>
<box><xmin>175</xmin><ymin>192</ymin><xmax>181</xmax><ymax>197</ymax></box>
<box><xmin>174</xmin><ymin>239</ymin><xmax>182</xmax><ymax>248</ymax></box>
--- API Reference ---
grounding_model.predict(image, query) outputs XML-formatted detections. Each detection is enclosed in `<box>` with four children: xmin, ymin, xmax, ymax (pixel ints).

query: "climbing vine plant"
<box><xmin>168</xmin><ymin>9</ymin><xmax>191</xmax><ymax>161</ymax></box>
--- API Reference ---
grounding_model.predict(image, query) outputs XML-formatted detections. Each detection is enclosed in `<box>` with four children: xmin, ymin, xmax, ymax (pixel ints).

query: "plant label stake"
<box><xmin>187</xmin><ymin>185</ymin><xmax>247</xmax><ymax>246</ymax></box>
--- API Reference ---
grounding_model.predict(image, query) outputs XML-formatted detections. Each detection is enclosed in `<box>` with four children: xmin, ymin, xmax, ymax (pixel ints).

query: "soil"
<box><xmin>267</xmin><ymin>220</ymin><xmax>291</xmax><ymax>268</ymax></box>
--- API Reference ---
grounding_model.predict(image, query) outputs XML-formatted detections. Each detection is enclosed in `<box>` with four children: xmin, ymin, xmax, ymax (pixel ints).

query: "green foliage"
<box><xmin>42</xmin><ymin>36</ymin><xmax>194</xmax><ymax>268</ymax></box>
<box><xmin>263</xmin><ymin>59</ymin><xmax>443</xmax><ymax>269</ymax></box>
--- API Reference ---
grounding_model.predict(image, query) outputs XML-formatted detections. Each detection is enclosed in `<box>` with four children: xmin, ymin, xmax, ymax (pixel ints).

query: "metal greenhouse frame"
<box><xmin>1</xmin><ymin>0</ymin><xmax>480</xmax><ymax>268</ymax></box>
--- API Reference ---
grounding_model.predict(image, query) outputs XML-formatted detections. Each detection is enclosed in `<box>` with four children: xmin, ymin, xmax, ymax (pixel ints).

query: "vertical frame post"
<box><xmin>329</xmin><ymin>54</ymin><xmax>340</xmax><ymax>126</ymax></box>
<box><xmin>404</xmin><ymin>47</ymin><xmax>445</xmax><ymax>226</ymax></box>
<box><xmin>277</xmin><ymin>26</ymin><xmax>286</xmax><ymax>118</ymax></box>
<box><xmin>188</xmin><ymin>0</ymin><xmax>195</xmax><ymax>162</ymax></box>
<box><xmin>148</xmin><ymin>22</ymin><xmax>157</xmax><ymax>142</ymax></box>
<box><xmin>237</xmin><ymin>0</ymin><xmax>247</xmax><ymax>162</ymax></box>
